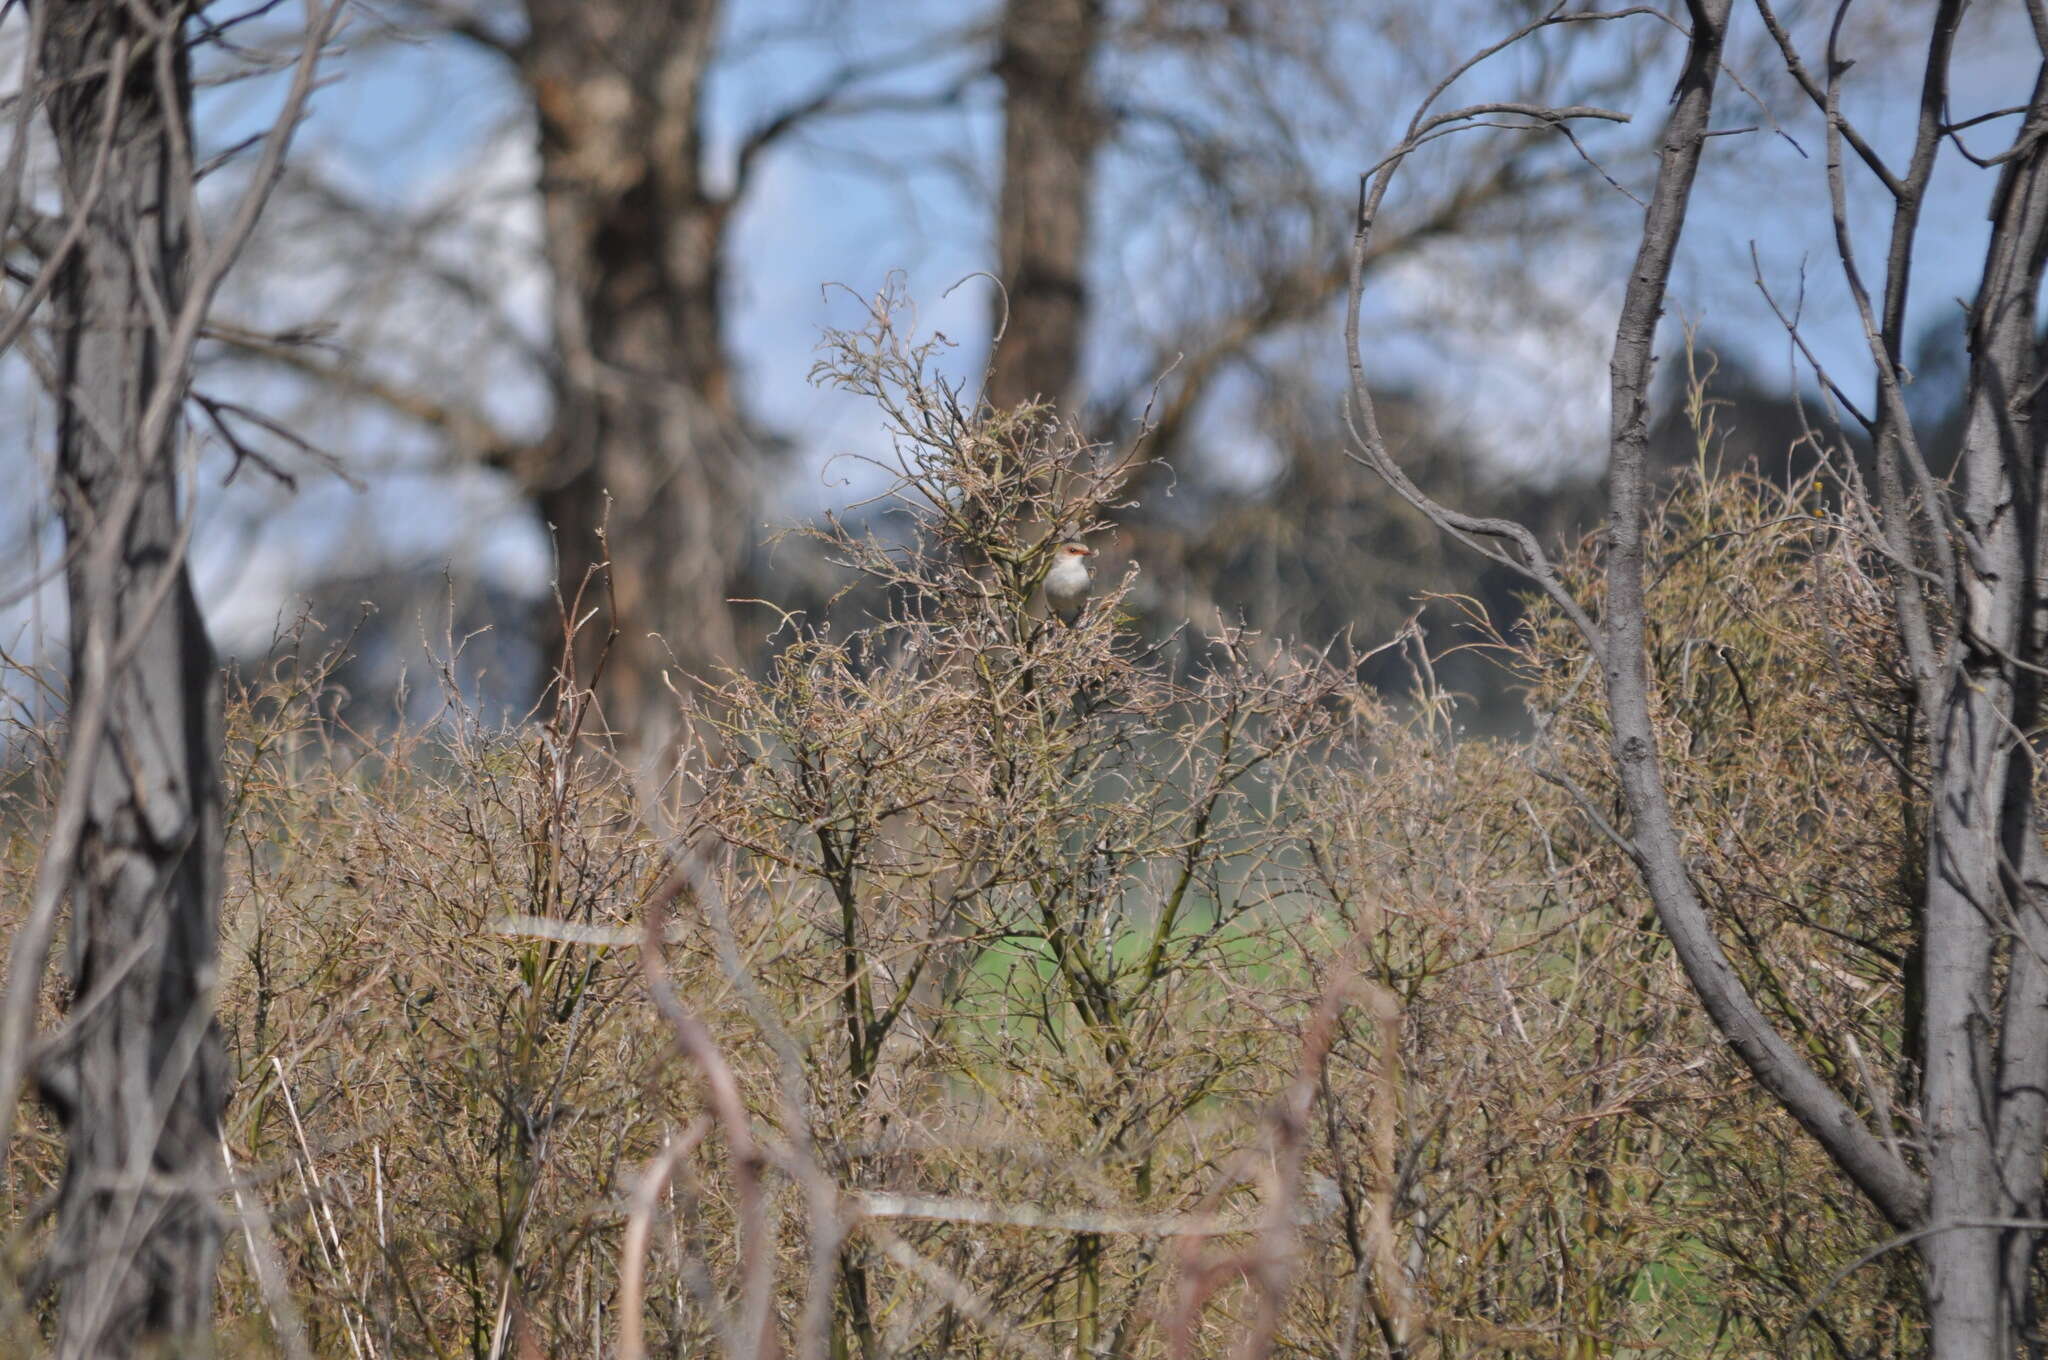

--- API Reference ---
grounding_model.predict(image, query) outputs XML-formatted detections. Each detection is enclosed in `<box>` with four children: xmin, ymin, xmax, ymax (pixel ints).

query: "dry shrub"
<box><xmin>0</xmin><ymin>315</ymin><xmax>1916</xmax><ymax>1356</ymax></box>
<box><xmin>1516</xmin><ymin>357</ymin><xmax>1925</xmax><ymax>1353</ymax></box>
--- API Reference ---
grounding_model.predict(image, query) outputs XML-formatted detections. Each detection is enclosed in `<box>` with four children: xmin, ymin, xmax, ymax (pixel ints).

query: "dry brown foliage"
<box><xmin>1</xmin><ymin>316</ymin><xmax>1924</xmax><ymax>1355</ymax></box>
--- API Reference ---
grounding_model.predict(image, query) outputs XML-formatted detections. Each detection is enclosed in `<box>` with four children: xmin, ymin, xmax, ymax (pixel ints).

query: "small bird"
<box><xmin>1043</xmin><ymin>539</ymin><xmax>1097</xmax><ymax>626</ymax></box>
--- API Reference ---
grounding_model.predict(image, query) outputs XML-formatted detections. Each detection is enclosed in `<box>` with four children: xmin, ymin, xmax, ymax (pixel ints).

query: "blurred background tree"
<box><xmin>0</xmin><ymin>0</ymin><xmax>2004</xmax><ymax>737</ymax></box>
<box><xmin>0</xmin><ymin>0</ymin><xmax>1760</xmax><ymax>736</ymax></box>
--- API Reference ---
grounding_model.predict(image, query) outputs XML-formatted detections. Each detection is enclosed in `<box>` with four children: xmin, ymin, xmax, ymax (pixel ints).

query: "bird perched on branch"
<box><xmin>1043</xmin><ymin>539</ymin><xmax>1097</xmax><ymax>626</ymax></box>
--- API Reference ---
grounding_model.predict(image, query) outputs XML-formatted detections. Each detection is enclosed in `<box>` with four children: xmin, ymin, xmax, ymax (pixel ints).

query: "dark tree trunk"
<box><xmin>988</xmin><ymin>0</ymin><xmax>1102</xmax><ymax>413</ymax></box>
<box><xmin>517</xmin><ymin>0</ymin><xmax>751</xmax><ymax>733</ymax></box>
<box><xmin>35</xmin><ymin>5</ymin><xmax>228</xmax><ymax>1354</ymax></box>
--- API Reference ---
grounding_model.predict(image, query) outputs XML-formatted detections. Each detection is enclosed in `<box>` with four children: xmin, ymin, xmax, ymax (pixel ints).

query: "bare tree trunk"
<box><xmin>988</xmin><ymin>0</ymin><xmax>1102</xmax><ymax>412</ymax></box>
<box><xmin>34</xmin><ymin>5</ymin><xmax>227</xmax><ymax>1353</ymax></box>
<box><xmin>1926</xmin><ymin>60</ymin><xmax>2048</xmax><ymax>1355</ymax></box>
<box><xmin>518</xmin><ymin>0</ymin><xmax>750</xmax><ymax>731</ymax></box>
<box><xmin>1999</xmin><ymin>326</ymin><xmax>2048</xmax><ymax>1355</ymax></box>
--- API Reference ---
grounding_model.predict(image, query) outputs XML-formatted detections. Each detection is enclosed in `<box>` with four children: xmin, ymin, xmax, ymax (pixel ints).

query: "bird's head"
<box><xmin>1057</xmin><ymin>540</ymin><xmax>1097</xmax><ymax>561</ymax></box>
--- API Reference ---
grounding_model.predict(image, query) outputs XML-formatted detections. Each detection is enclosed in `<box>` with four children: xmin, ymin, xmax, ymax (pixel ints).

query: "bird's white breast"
<box><xmin>1044</xmin><ymin>556</ymin><xmax>1092</xmax><ymax>613</ymax></box>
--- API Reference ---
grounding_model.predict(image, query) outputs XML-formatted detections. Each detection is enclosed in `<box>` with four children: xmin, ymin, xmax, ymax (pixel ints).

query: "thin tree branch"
<box><xmin>1598</xmin><ymin>0</ymin><xmax>1925</xmax><ymax>1229</ymax></box>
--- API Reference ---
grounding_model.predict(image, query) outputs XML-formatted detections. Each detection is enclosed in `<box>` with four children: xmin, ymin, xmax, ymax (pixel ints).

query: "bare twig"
<box><xmin>640</xmin><ymin>876</ymin><xmax>781</xmax><ymax>1360</ymax></box>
